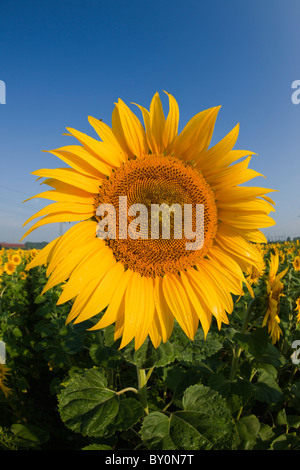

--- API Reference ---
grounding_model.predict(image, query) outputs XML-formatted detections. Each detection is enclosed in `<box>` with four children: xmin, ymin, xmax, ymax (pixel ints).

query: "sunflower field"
<box><xmin>0</xmin><ymin>241</ymin><xmax>300</xmax><ymax>451</ymax></box>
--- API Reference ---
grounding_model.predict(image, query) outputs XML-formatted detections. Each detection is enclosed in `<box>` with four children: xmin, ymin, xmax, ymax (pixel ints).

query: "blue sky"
<box><xmin>0</xmin><ymin>0</ymin><xmax>299</xmax><ymax>243</ymax></box>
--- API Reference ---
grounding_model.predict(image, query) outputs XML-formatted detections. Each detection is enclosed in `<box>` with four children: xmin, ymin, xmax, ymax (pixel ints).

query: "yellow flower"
<box><xmin>30</xmin><ymin>249</ymin><xmax>39</xmax><ymax>258</ymax></box>
<box><xmin>262</xmin><ymin>253</ymin><xmax>288</xmax><ymax>344</ymax></box>
<box><xmin>0</xmin><ymin>364</ymin><xmax>12</xmax><ymax>398</ymax></box>
<box><xmin>19</xmin><ymin>271</ymin><xmax>27</xmax><ymax>280</ymax></box>
<box><xmin>4</xmin><ymin>261</ymin><xmax>15</xmax><ymax>275</ymax></box>
<box><xmin>245</xmin><ymin>247</ymin><xmax>265</xmax><ymax>286</ymax></box>
<box><xmin>295</xmin><ymin>298</ymin><xmax>300</xmax><ymax>322</ymax></box>
<box><xmin>279</xmin><ymin>252</ymin><xmax>285</xmax><ymax>263</ymax></box>
<box><xmin>293</xmin><ymin>256</ymin><xmax>300</xmax><ymax>271</ymax></box>
<box><xmin>23</xmin><ymin>92</ymin><xmax>276</xmax><ymax>349</ymax></box>
<box><xmin>10</xmin><ymin>253</ymin><xmax>22</xmax><ymax>265</ymax></box>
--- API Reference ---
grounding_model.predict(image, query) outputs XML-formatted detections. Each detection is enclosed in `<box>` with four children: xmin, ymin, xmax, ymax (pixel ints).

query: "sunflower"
<box><xmin>293</xmin><ymin>256</ymin><xmax>300</xmax><ymax>272</ymax></box>
<box><xmin>295</xmin><ymin>298</ymin><xmax>300</xmax><ymax>323</ymax></box>
<box><xmin>245</xmin><ymin>246</ymin><xmax>265</xmax><ymax>286</ymax></box>
<box><xmin>0</xmin><ymin>364</ymin><xmax>12</xmax><ymax>398</ymax></box>
<box><xmin>262</xmin><ymin>253</ymin><xmax>288</xmax><ymax>344</ymax></box>
<box><xmin>23</xmin><ymin>92</ymin><xmax>276</xmax><ymax>349</ymax></box>
<box><xmin>4</xmin><ymin>261</ymin><xmax>15</xmax><ymax>276</ymax></box>
<box><xmin>10</xmin><ymin>253</ymin><xmax>22</xmax><ymax>266</ymax></box>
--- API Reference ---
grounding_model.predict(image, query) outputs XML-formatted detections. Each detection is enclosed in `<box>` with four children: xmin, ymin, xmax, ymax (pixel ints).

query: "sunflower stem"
<box><xmin>136</xmin><ymin>367</ymin><xmax>149</xmax><ymax>415</ymax></box>
<box><xmin>229</xmin><ymin>297</ymin><xmax>256</xmax><ymax>382</ymax></box>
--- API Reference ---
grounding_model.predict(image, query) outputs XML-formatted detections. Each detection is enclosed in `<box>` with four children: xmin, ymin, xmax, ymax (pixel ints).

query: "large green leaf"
<box><xmin>58</xmin><ymin>369</ymin><xmax>143</xmax><ymax>438</ymax></box>
<box><xmin>141</xmin><ymin>384</ymin><xmax>236</xmax><ymax>450</ymax></box>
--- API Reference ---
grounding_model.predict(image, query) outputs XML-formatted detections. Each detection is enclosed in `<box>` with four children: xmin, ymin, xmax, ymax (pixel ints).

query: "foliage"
<box><xmin>0</xmin><ymin>241</ymin><xmax>300</xmax><ymax>450</ymax></box>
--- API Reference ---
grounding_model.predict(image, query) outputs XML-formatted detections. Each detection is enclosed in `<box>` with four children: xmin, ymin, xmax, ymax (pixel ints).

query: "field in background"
<box><xmin>0</xmin><ymin>241</ymin><xmax>300</xmax><ymax>450</ymax></box>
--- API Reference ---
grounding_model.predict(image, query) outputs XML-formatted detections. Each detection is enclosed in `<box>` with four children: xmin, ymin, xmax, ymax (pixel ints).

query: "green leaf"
<box><xmin>253</xmin><ymin>369</ymin><xmax>284</xmax><ymax>404</ymax></box>
<box><xmin>169</xmin><ymin>325</ymin><xmax>223</xmax><ymax>364</ymax></box>
<box><xmin>12</xmin><ymin>327</ymin><xmax>22</xmax><ymax>338</ymax></box>
<box><xmin>170</xmin><ymin>411</ymin><xmax>214</xmax><ymax>450</ymax></box>
<box><xmin>235</xmin><ymin>415</ymin><xmax>260</xmax><ymax>449</ymax></box>
<box><xmin>11</xmin><ymin>424</ymin><xmax>49</xmax><ymax>448</ymax></box>
<box><xmin>106</xmin><ymin>398</ymin><xmax>143</xmax><ymax>434</ymax></box>
<box><xmin>82</xmin><ymin>444</ymin><xmax>113</xmax><ymax>450</ymax></box>
<box><xmin>58</xmin><ymin>369</ymin><xmax>120</xmax><ymax>438</ymax></box>
<box><xmin>141</xmin><ymin>411</ymin><xmax>177</xmax><ymax>450</ymax></box>
<box><xmin>142</xmin><ymin>384</ymin><xmax>236</xmax><ymax>450</ymax></box>
<box><xmin>208</xmin><ymin>373</ymin><xmax>254</xmax><ymax>413</ymax></box>
<box><xmin>233</xmin><ymin>327</ymin><xmax>269</xmax><ymax>358</ymax></box>
<box><xmin>178</xmin><ymin>384</ymin><xmax>236</xmax><ymax>449</ymax></box>
<box><xmin>270</xmin><ymin>433</ymin><xmax>300</xmax><ymax>450</ymax></box>
<box><xmin>124</xmin><ymin>337</ymin><xmax>177</xmax><ymax>369</ymax></box>
<box><xmin>89</xmin><ymin>343</ymin><xmax>123</xmax><ymax>369</ymax></box>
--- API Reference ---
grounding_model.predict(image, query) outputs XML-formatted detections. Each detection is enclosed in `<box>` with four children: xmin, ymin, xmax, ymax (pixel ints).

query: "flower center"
<box><xmin>94</xmin><ymin>155</ymin><xmax>218</xmax><ymax>277</ymax></box>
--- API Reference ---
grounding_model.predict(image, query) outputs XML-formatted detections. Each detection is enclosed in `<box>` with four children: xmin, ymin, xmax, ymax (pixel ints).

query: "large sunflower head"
<box><xmin>23</xmin><ymin>91</ymin><xmax>276</xmax><ymax>349</ymax></box>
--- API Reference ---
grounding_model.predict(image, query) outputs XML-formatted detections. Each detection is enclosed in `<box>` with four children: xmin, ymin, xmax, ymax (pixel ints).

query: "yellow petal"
<box><xmin>215</xmin><ymin>186</ymin><xmax>278</xmax><ymax>202</ymax></box>
<box><xmin>173</xmin><ymin>106</ymin><xmax>221</xmax><ymax>161</ymax></box>
<box><xmin>134</xmin><ymin>277</ymin><xmax>155</xmax><ymax>350</ymax></box>
<box><xmin>88</xmin><ymin>268</ymin><xmax>133</xmax><ymax>330</ymax></box>
<box><xmin>148</xmin><ymin>311</ymin><xmax>162</xmax><ymax>348</ymax></box>
<box><xmin>120</xmin><ymin>273</ymin><xmax>152</xmax><ymax>348</ymax></box>
<box><xmin>163</xmin><ymin>91</ymin><xmax>179</xmax><ymax>152</ymax></box>
<box><xmin>31</xmin><ymin>167</ymin><xmax>100</xmax><ymax>193</ymax></box>
<box><xmin>21</xmin><ymin>211</ymin><xmax>95</xmax><ymax>241</ymax></box>
<box><xmin>162</xmin><ymin>273</ymin><xmax>197</xmax><ymax>339</ymax></box>
<box><xmin>43</xmin><ymin>238</ymin><xmax>103</xmax><ymax>294</ymax></box>
<box><xmin>111</xmin><ymin>105</ymin><xmax>135</xmax><ymax>159</ymax></box>
<box><xmin>133</xmin><ymin>103</ymin><xmax>155</xmax><ymax>153</ymax></box>
<box><xmin>73</xmin><ymin>262</ymin><xmax>125</xmax><ymax>324</ymax></box>
<box><xmin>46</xmin><ymin>220</ymin><xmax>97</xmax><ymax>275</ymax></box>
<box><xmin>218</xmin><ymin>211</ymin><xmax>276</xmax><ymax>229</ymax></box>
<box><xmin>56</xmin><ymin>243</ymin><xmax>115</xmax><ymax>305</ymax></box>
<box><xmin>46</xmin><ymin>145</ymin><xmax>112</xmax><ymax>177</ymax></box>
<box><xmin>38</xmin><ymin>177</ymin><xmax>96</xmax><ymax>198</ymax></box>
<box><xmin>115</xmin><ymin>99</ymin><xmax>148</xmax><ymax>157</ymax></box>
<box><xmin>66</xmin><ymin>127</ymin><xmax>122</xmax><ymax>167</ymax></box>
<box><xmin>187</xmin><ymin>266</ymin><xmax>226</xmax><ymax>329</ymax></box>
<box><xmin>23</xmin><ymin>201</ymin><xmax>94</xmax><ymax>227</ymax></box>
<box><xmin>216</xmin><ymin>228</ymin><xmax>263</xmax><ymax>269</ymax></box>
<box><xmin>180</xmin><ymin>270</ymin><xmax>212</xmax><ymax>337</ymax></box>
<box><xmin>208</xmin><ymin>156</ymin><xmax>264</xmax><ymax>188</ymax></box>
<box><xmin>87</xmin><ymin>116</ymin><xmax>126</xmax><ymax>165</ymax></box>
<box><xmin>25</xmin><ymin>237</ymin><xmax>60</xmax><ymax>270</ymax></box>
<box><xmin>24</xmin><ymin>189</ymin><xmax>95</xmax><ymax>205</ymax></box>
<box><xmin>153</xmin><ymin>276</ymin><xmax>174</xmax><ymax>342</ymax></box>
<box><xmin>149</xmin><ymin>92</ymin><xmax>165</xmax><ymax>155</ymax></box>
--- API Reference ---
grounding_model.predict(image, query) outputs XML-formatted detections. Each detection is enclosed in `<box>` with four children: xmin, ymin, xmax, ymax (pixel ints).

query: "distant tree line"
<box><xmin>24</xmin><ymin>241</ymin><xmax>49</xmax><ymax>250</ymax></box>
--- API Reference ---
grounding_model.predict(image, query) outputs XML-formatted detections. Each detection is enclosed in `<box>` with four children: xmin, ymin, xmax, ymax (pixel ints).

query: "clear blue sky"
<box><xmin>0</xmin><ymin>0</ymin><xmax>299</xmax><ymax>243</ymax></box>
